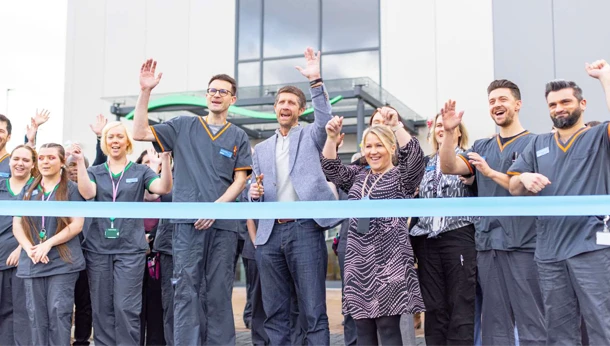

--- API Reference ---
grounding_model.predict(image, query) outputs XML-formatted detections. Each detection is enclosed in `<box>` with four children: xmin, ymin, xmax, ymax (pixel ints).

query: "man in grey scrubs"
<box><xmin>0</xmin><ymin>114</ymin><xmax>12</xmax><ymax>178</ymax></box>
<box><xmin>249</xmin><ymin>47</ymin><xmax>341</xmax><ymax>345</ymax></box>
<box><xmin>439</xmin><ymin>80</ymin><xmax>545</xmax><ymax>345</ymax></box>
<box><xmin>509</xmin><ymin>59</ymin><xmax>610</xmax><ymax>345</ymax></box>
<box><xmin>132</xmin><ymin>60</ymin><xmax>252</xmax><ymax>345</ymax></box>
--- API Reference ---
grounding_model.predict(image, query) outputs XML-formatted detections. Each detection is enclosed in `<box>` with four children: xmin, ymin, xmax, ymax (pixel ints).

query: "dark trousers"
<box><xmin>73</xmin><ymin>269</ymin><xmax>93</xmax><ymax>346</ymax></box>
<box><xmin>172</xmin><ymin>225</ymin><xmax>237</xmax><ymax>345</ymax></box>
<box><xmin>0</xmin><ymin>268</ymin><xmax>31</xmax><ymax>346</ymax></box>
<box><xmin>245</xmin><ymin>257</ymin><xmax>270</xmax><ymax>345</ymax></box>
<box><xmin>354</xmin><ymin>315</ymin><xmax>402</xmax><ymax>346</ymax></box>
<box><xmin>537</xmin><ymin>248</ymin><xmax>610</xmax><ymax>345</ymax></box>
<box><xmin>478</xmin><ymin>250</ymin><xmax>546</xmax><ymax>346</ymax></box>
<box><xmin>256</xmin><ymin>220</ymin><xmax>329</xmax><ymax>346</ymax></box>
<box><xmin>140</xmin><ymin>253</ymin><xmax>166</xmax><ymax>346</ymax></box>
<box><xmin>338</xmin><ymin>250</ymin><xmax>357</xmax><ymax>346</ymax></box>
<box><xmin>159</xmin><ymin>254</ymin><xmax>174</xmax><ymax>346</ymax></box>
<box><xmin>411</xmin><ymin>224</ymin><xmax>477</xmax><ymax>346</ymax></box>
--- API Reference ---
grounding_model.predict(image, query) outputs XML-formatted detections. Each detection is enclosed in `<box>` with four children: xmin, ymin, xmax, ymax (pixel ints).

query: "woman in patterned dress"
<box><xmin>320</xmin><ymin>109</ymin><xmax>425</xmax><ymax>345</ymax></box>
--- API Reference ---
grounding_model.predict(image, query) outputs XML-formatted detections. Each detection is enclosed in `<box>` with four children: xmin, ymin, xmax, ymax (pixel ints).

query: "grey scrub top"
<box><xmin>508</xmin><ymin>123</ymin><xmax>610</xmax><ymax>263</ymax></box>
<box><xmin>150</xmin><ymin>116</ymin><xmax>252</xmax><ymax>231</ymax></box>
<box><xmin>0</xmin><ymin>154</ymin><xmax>10</xmax><ymax>179</ymax></box>
<box><xmin>459</xmin><ymin>131</ymin><xmax>537</xmax><ymax>252</ymax></box>
<box><xmin>83</xmin><ymin>162</ymin><xmax>159</xmax><ymax>254</ymax></box>
<box><xmin>0</xmin><ymin>177</ymin><xmax>33</xmax><ymax>270</ymax></box>
<box><xmin>17</xmin><ymin>181</ymin><xmax>86</xmax><ymax>278</ymax></box>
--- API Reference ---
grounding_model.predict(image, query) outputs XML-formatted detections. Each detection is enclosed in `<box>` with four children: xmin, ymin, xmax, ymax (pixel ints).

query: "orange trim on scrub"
<box><xmin>496</xmin><ymin>131</ymin><xmax>530</xmax><ymax>152</ymax></box>
<box><xmin>0</xmin><ymin>153</ymin><xmax>9</xmax><ymax>163</ymax></box>
<box><xmin>506</xmin><ymin>171</ymin><xmax>522</xmax><ymax>176</ymax></box>
<box><xmin>607</xmin><ymin>123</ymin><xmax>610</xmax><ymax>139</ymax></box>
<box><xmin>553</xmin><ymin>127</ymin><xmax>589</xmax><ymax>153</ymax></box>
<box><xmin>149</xmin><ymin>126</ymin><xmax>165</xmax><ymax>152</ymax></box>
<box><xmin>458</xmin><ymin>155</ymin><xmax>474</xmax><ymax>175</ymax></box>
<box><xmin>198</xmin><ymin>117</ymin><xmax>231</xmax><ymax>141</ymax></box>
<box><xmin>234</xmin><ymin>166</ymin><xmax>252</xmax><ymax>171</ymax></box>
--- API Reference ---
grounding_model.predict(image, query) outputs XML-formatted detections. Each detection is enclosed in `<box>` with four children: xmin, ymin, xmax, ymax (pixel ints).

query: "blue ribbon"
<box><xmin>2</xmin><ymin>196</ymin><xmax>609</xmax><ymax>219</ymax></box>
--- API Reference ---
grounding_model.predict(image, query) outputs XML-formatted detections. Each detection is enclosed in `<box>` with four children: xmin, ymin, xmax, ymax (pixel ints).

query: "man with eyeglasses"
<box><xmin>132</xmin><ymin>60</ymin><xmax>252</xmax><ymax>345</ymax></box>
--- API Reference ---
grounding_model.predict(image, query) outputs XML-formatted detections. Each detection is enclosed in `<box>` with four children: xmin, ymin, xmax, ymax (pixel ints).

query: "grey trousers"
<box><xmin>23</xmin><ymin>272</ymin><xmax>79</xmax><ymax>346</ymax></box>
<box><xmin>0</xmin><ymin>268</ymin><xmax>31</xmax><ymax>346</ymax></box>
<box><xmin>160</xmin><ymin>253</ymin><xmax>175</xmax><ymax>346</ymax></box>
<box><xmin>537</xmin><ymin>248</ymin><xmax>610</xmax><ymax>345</ymax></box>
<box><xmin>477</xmin><ymin>250</ymin><xmax>546</xmax><ymax>346</ymax></box>
<box><xmin>85</xmin><ymin>252</ymin><xmax>146</xmax><ymax>346</ymax></box>
<box><xmin>172</xmin><ymin>225</ymin><xmax>237</xmax><ymax>346</ymax></box>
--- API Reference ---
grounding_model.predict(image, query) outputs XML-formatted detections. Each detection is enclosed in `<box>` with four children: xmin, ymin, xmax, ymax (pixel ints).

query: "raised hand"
<box><xmin>140</xmin><ymin>59</ymin><xmax>163</xmax><ymax>91</ymax></box>
<box><xmin>34</xmin><ymin>109</ymin><xmax>50</xmax><ymax>126</ymax></box>
<box><xmin>26</xmin><ymin>118</ymin><xmax>38</xmax><ymax>145</ymax></box>
<box><xmin>325</xmin><ymin>116</ymin><xmax>343</xmax><ymax>141</ymax></box>
<box><xmin>146</xmin><ymin>148</ymin><xmax>162</xmax><ymax>172</ymax></box>
<box><xmin>377</xmin><ymin>107</ymin><xmax>399</xmax><ymax>127</ymax></box>
<box><xmin>295</xmin><ymin>47</ymin><xmax>321</xmax><ymax>81</ymax></box>
<box><xmin>585</xmin><ymin>59</ymin><xmax>610</xmax><ymax>80</ymax></box>
<box><xmin>70</xmin><ymin>143</ymin><xmax>86</xmax><ymax>163</ymax></box>
<box><xmin>90</xmin><ymin>114</ymin><xmax>108</xmax><ymax>137</ymax></box>
<box><xmin>440</xmin><ymin>99</ymin><xmax>464</xmax><ymax>131</ymax></box>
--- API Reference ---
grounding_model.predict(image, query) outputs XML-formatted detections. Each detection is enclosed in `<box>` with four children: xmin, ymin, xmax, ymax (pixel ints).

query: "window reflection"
<box><xmin>322</xmin><ymin>51</ymin><xmax>380</xmax><ymax>84</ymax></box>
<box><xmin>263</xmin><ymin>58</ymin><xmax>303</xmax><ymax>85</ymax></box>
<box><xmin>238</xmin><ymin>0</ymin><xmax>261</xmax><ymax>60</ymax></box>
<box><xmin>322</xmin><ymin>0</ymin><xmax>379</xmax><ymax>51</ymax></box>
<box><xmin>263</xmin><ymin>0</ymin><xmax>319</xmax><ymax>58</ymax></box>
<box><xmin>238</xmin><ymin>62</ymin><xmax>261</xmax><ymax>87</ymax></box>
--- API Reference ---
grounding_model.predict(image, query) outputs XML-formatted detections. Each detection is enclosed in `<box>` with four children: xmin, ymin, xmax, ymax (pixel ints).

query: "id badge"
<box><xmin>356</xmin><ymin>218</ymin><xmax>370</xmax><ymax>234</ymax></box>
<box><xmin>105</xmin><ymin>228</ymin><xmax>119</xmax><ymax>239</ymax></box>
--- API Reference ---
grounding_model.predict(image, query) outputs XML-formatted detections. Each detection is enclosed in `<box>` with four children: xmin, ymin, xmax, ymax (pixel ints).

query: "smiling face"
<box><xmin>274</xmin><ymin>92</ymin><xmax>304</xmax><ymax>129</ymax></box>
<box><xmin>488</xmin><ymin>87</ymin><xmax>521</xmax><ymax>127</ymax></box>
<box><xmin>362</xmin><ymin>132</ymin><xmax>395</xmax><ymax>173</ymax></box>
<box><xmin>37</xmin><ymin>147</ymin><xmax>64</xmax><ymax>178</ymax></box>
<box><xmin>105</xmin><ymin>126</ymin><xmax>129</xmax><ymax>159</ymax></box>
<box><xmin>10</xmin><ymin>147</ymin><xmax>35</xmax><ymax>179</ymax></box>
<box><xmin>547</xmin><ymin>88</ymin><xmax>586</xmax><ymax>129</ymax></box>
<box><xmin>206</xmin><ymin>79</ymin><xmax>236</xmax><ymax>114</ymax></box>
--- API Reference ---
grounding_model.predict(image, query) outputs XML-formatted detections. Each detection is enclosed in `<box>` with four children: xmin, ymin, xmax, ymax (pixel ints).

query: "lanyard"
<box><xmin>108</xmin><ymin>162</ymin><xmax>128</xmax><ymax>227</ymax></box>
<box><xmin>39</xmin><ymin>182</ymin><xmax>59</xmax><ymax>242</ymax></box>
<box><xmin>361</xmin><ymin>170</ymin><xmax>387</xmax><ymax>199</ymax></box>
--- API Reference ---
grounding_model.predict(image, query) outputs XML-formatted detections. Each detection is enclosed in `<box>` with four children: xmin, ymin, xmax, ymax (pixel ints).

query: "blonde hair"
<box><xmin>430</xmin><ymin>113</ymin><xmax>469</xmax><ymax>154</ymax></box>
<box><xmin>100</xmin><ymin>121</ymin><xmax>134</xmax><ymax>156</ymax></box>
<box><xmin>360</xmin><ymin>125</ymin><xmax>397</xmax><ymax>162</ymax></box>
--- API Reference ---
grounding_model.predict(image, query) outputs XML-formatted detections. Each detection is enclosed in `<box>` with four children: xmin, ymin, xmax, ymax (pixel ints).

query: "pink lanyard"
<box><xmin>39</xmin><ymin>183</ymin><xmax>58</xmax><ymax>241</ymax></box>
<box><xmin>108</xmin><ymin>163</ymin><xmax>127</xmax><ymax>227</ymax></box>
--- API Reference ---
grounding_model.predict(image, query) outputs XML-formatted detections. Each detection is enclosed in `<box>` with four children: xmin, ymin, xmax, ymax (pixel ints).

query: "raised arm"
<box><xmin>133</xmin><ymin>59</ymin><xmax>163</xmax><ymax>142</ymax></box>
<box><xmin>320</xmin><ymin>116</ymin><xmax>360</xmax><ymax>193</ymax></box>
<box><xmin>439</xmin><ymin>100</ymin><xmax>472</xmax><ymax>175</ymax></box>
<box><xmin>398</xmin><ymin>138</ymin><xmax>425</xmax><ymax>196</ymax></box>
<box><xmin>148</xmin><ymin>152</ymin><xmax>173</xmax><ymax>195</ymax></box>
<box><xmin>25</xmin><ymin>109</ymin><xmax>50</xmax><ymax>148</ymax></box>
<box><xmin>90</xmin><ymin>114</ymin><xmax>108</xmax><ymax>166</ymax></box>
<box><xmin>296</xmin><ymin>47</ymin><xmax>330</xmax><ymax>149</ymax></box>
<box><xmin>71</xmin><ymin>144</ymin><xmax>97</xmax><ymax>200</ymax></box>
<box><xmin>585</xmin><ymin>59</ymin><xmax>610</xmax><ymax>112</ymax></box>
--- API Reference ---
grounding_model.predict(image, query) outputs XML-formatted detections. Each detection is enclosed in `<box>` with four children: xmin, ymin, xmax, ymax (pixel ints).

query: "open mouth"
<box><xmin>211</xmin><ymin>100</ymin><xmax>222</xmax><ymax>106</ymax></box>
<box><xmin>494</xmin><ymin>108</ymin><xmax>506</xmax><ymax>117</ymax></box>
<box><xmin>279</xmin><ymin>112</ymin><xmax>291</xmax><ymax>119</ymax></box>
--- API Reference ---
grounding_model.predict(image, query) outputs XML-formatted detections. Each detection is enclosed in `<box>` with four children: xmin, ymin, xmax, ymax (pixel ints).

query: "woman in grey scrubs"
<box><xmin>12</xmin><ymin>143</ymin><xmax>86</xmax><ymax>346</ymax></box>
<box><xmin>72</xmin><ymin>121</ymin><xmax>172</xmax><ymax>346</ymax></box>
<box><xmin>0</xmin><ymin>145</ymin><xmax>36</xmax><ymax>346</ymax></box>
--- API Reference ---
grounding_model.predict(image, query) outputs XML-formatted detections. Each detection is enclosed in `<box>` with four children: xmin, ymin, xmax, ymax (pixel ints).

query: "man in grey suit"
<box><xmin>249</xmin><ymin>47</ymin><xmax>341</xmax><ymax>346</ymax></box>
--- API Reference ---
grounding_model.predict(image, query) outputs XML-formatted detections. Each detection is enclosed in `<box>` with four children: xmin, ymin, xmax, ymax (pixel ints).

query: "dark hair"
<box><xmin>275</xmin><ymin>86</ymin><xmax>307</xmax><ymax>110</ymax></box>
<box><xmin>22</xmin><ymin>143</ymin><xmax>72</xmax><ymax>263</ymax></box>
<box><xmin>11</xmin><ymin>145</ymin><xmax>39</xmax><ymax>178</ymax></box>
<box><xmin>208</xmin><ymin>74</ymin><xmax>237</xmax><ymax>96</ymax></box>
<box><xmin>136</xmin><ymin>150</ymin><xmax>148</xmax><ymax>164</ymax></box>
<box><xmin>545</xmin><ymin>80</ymin><xmax>583</xmax><ymax>101</ymax></box>
<box><xmin>586</xmin><ymin>120</ymin><xmax>601</xmax><ymax>127</ymax></box>
<box><xmin>487</xmin><ymin>79</ymin><xmax>521</xmax><ymax>100</ymax></box>
<box><xmin>0</xmin><ymin>114</ymin><xmax>12</xmax><ymax>135</ymax></box>
<box><xmin>368</xmin><ymin>106</ymin><xmax>404</xmax><ymax>127</ymax></box>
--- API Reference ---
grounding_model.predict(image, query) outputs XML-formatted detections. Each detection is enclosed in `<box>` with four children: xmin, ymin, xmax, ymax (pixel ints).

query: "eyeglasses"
<box><xmin>207</xmin><ymin>88</ymin><xmax>233</xmax><ymax>97</ymax></box>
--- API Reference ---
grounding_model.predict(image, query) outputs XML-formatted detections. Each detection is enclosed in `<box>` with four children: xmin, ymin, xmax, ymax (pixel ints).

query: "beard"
<box><xmin>551</xmin><ymin>107</ymin><xmax>582</xmax><ymax>129</ymax></box>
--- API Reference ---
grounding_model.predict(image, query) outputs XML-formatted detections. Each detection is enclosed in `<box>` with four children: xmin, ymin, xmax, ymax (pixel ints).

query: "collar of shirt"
<box><xmin>275</xmin><ymin>124</ymin><xmax>300</xmax><ymax>137</ymax></box>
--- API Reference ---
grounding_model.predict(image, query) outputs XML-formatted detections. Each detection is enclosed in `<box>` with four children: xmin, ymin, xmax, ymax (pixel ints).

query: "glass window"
<box><xmin>322</xmin><ymin>51</ymin><xmax>380</xmax><ymax>84</ymax></box>
<box><xmin>263</xmin><ymin>57</ymin><xmax>304</xmax><ymax>85</ymax></box>
<box><xmin>237</xmin><ymin>62</ymin><xmax>261</xmax><ymax>87</ymax></box>
<box><xmin>263</xmin><ymin>0</ymin><xmax>319</xmax><ymax>58</ymax></box>
<box><xmin>238</xmin><ymin>0</ymin><xmax>262</xmax><ymax>60</ymax></box>
<box><xmin>322</xmin><ymin>0</ymin><xmax>379</xmax><ymax>52</ymax></box>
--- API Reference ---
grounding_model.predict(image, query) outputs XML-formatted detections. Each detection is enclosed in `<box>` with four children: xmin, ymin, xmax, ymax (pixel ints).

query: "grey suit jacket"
<box><xmin>251</xmin><ymin>85</ymin><xmax>342</xmax><ymax>246</ymax></box>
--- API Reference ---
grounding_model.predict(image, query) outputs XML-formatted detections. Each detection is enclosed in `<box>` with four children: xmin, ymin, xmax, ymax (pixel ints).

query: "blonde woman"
<box><xmin>321</xmin><ymin>113</ymin><xmax>425</xmax><ymax>346</ymax></box>
<box><xmin>72</xmin><ymin>121</ymin><xmax>172</xmax><ymax>346</ymax></box>
<box><xmin>410</xmin><ymin>113</ymin><xmax>478</xmax><ymax>345</ymax></box>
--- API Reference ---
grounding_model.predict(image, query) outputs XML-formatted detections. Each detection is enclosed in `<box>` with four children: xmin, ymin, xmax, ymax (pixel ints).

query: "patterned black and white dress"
<box><xmin>321</xmin><ymin>138</ymin><xmax>426</xmax><ymax>319</ymax></box>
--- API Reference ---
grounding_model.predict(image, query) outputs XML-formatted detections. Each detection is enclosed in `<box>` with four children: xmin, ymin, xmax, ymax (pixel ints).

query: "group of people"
<box><xmin>0</xmin><ymin>46</ymin><xmax>608</xmax><ymax>346</ymax></box>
